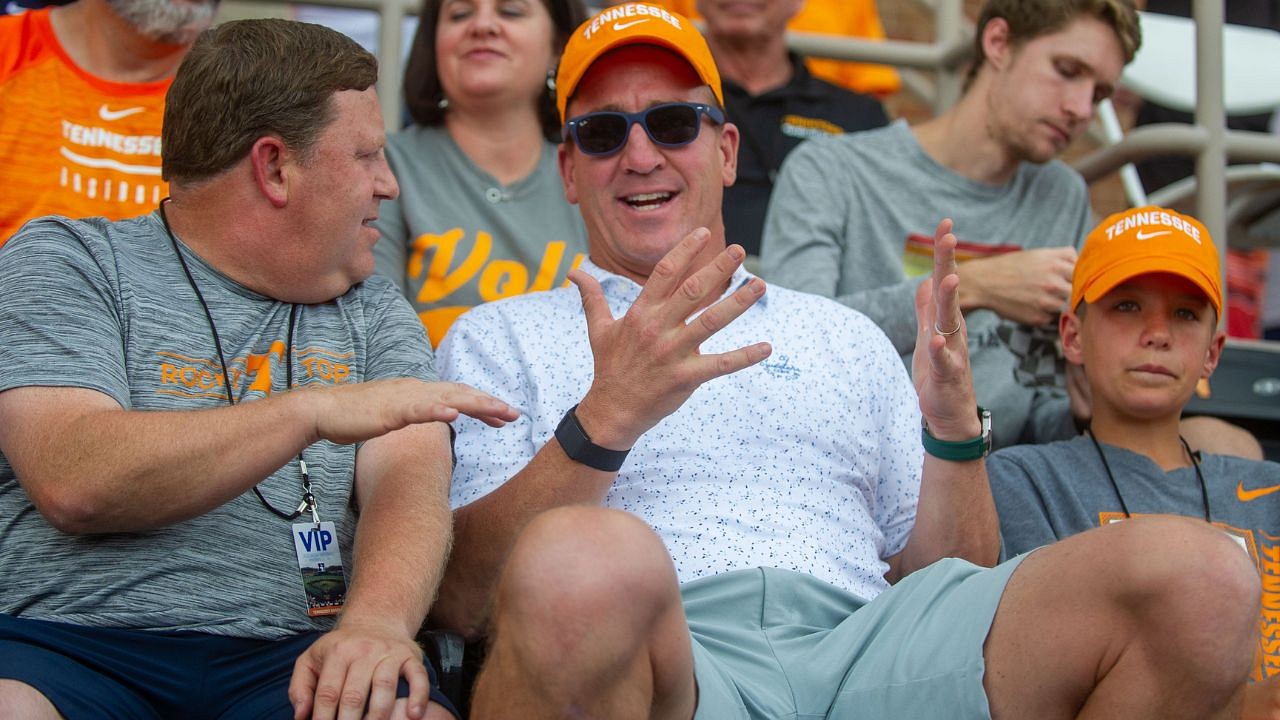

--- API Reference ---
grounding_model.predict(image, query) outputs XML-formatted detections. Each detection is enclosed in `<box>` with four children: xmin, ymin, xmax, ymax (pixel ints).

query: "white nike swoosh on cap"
<box><xmin>3</xmin><ymin>1</ymin><xmax>25</xmax><ymax>15</ymax></box>
<box><xmin>99</xmin><ymin>105</ymin><xmax>146</xmax><ymax>122</ymax></box>
<box><xmin>612</xmin><ymin>19</ymin><xmax>650</xmax><ymax>31</ymax></box>
<box><xmin>1134</xmin><ymin>229</ymin><xmax>1172</xmax><ymax>241</ymax></box>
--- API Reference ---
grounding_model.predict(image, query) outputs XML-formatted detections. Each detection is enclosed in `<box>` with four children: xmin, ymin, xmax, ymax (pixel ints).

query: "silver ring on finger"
<box><xmin>934</xmin><ymin>321</ymin><xmax>961</xmax><ymax>337</ymax></box>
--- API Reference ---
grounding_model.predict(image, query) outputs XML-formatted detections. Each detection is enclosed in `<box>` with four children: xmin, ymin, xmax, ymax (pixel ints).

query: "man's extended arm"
<box><xmin>0</xmin><ymin>221</ymin><xmax>515</xmax><ymax>534</ymax></box>
<box><xmin>434</xmin><ymin>230</ymin><xmax>771</xmax><ymax>638</ymax></box>
<box><xmin>0</xmin><ymin>380</ymin><xmax>514</xmax><ymax>534</ymax></box>
<box><xmin>287</xmin><ymin>420</ymin><xmax>455</xmax><ymax>720</ymax></box>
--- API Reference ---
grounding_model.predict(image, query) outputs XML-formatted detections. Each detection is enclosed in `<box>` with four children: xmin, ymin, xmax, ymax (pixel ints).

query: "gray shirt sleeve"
<box><xmin>0</xmin><ymin>219</ymin><xmax>130</xmax><ymax>404</ymax></box>
<box><xmin>760</xmin><ymin>136</ymin><xmax>926</xmax><ymax>354</ymax></box>
<box><xmin>360</xmin><ymin>275</ymin><xmax>438</xmax><ymax>382</ymax></box>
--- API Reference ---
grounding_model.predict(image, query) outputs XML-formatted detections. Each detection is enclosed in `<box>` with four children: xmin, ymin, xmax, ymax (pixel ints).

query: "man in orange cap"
<box><xmin>990</xmin><ymin>205</ymin><xmax>1280</xmax><ymax>718</ymax></box>
<box><xmin>439</xmin><ymin>6</ymin><xmax>1261</xmax><ymax>719</ymax></box>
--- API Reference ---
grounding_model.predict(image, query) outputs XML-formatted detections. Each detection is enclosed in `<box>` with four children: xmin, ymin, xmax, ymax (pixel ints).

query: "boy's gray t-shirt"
<box><xmin>761</xmin><ymin>120</ymin><xmax>1091</xmax><ymax>446</ymax></box>
<box><xmin>990</xmin><ymin>434</ymin><xmax>1280</xmax><ymax>556</ymax></box>
<box><xmin>993</xmin><ymin>430</ymin><xmax>1280</xmax><ymax>556</ymax></box>
<box><xmin>0</xmin><ymin>213</ymin><xmax>437</xmax><ymax>639</ymax></box>
<box><xmin>989</xmin><ymin>434</ymin><xmax>1280</xmax><ymax>680</ymax></box>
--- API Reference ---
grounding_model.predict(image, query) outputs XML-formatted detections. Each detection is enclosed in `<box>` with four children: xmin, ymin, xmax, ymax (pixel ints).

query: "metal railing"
<box><xmin>785</xmin><ymin>0</ymin><xmax>971</xmax><ymax>114</ymax></box>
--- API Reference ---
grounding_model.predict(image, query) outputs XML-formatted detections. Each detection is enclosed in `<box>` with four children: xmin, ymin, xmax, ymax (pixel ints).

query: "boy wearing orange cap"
<box><xmin>990</xmin><ymin>206</ymin><xmax>1280</xmax><ymax>708</ymax></box>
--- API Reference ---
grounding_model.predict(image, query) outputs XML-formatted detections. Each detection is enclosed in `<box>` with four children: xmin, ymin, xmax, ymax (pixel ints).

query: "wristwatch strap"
<box><xmin>555</xmin><ymin>404</ymin><xmax>630</xmax><ymax>472</ymax></box>
<box><xmin>921</xmin><ymin>406</ymin><xmax>992</xmax><ymax>462</ymax></box>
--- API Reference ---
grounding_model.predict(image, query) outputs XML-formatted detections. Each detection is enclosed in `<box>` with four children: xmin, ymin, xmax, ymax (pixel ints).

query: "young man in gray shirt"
<box><xmin>760</xmin><ymin>0</ymin><xmax>1138</xmax><ymax>447</ymax></box>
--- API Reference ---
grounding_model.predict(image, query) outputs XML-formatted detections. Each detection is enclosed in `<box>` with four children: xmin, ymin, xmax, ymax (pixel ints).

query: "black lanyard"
<box><xmin>1086</xmin><ymin>426</ymin><xmax>1211</xmax><ymax>523</ymax></box>
<box><xmin>158</xmin><ymin>200</ymin><xmax>316</xmax><ymax>522</ymax></box>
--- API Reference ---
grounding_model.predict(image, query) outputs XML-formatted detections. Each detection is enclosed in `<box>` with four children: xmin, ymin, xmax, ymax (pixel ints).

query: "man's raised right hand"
<box><xmin>570</xmin><ymin>228</ymin><xmax>772</xmax><ymax>451</ymax></box>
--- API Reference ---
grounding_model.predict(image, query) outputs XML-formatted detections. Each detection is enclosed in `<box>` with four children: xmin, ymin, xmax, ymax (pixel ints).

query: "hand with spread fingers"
<box><xmin>570</xmin><ymin>227</ymin><xmax>772</xmax><ymax>450</ymax></box>
<box><xmin>912</xmin><ymin>219</ymin><xmax>981</xmax><ymax>441</ymax></box>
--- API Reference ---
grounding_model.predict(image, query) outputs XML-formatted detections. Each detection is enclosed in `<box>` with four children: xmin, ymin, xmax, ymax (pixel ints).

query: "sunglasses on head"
<box><xmin>562</xmin><ymin>102</ymin><xmax>726</xmax><ymax>157</ymax></box>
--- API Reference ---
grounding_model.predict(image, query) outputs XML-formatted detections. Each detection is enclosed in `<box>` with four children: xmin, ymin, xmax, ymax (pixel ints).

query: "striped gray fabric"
<box><xmin>0</xmin><ymin>213</ymin><xmax>435</xmax><ymax>638</ymax></box>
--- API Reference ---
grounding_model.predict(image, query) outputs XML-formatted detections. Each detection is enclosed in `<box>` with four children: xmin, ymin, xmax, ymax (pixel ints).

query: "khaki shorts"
<box><xmin>686</xmin><ymin>556</ymin><xmax>1025</xmax><ymax>720</ymax></box>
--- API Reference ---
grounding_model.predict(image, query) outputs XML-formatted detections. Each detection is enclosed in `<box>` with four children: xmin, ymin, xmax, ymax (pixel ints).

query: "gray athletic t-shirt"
<box><xmin>0</xmin><ymin>213</ymin><xmax>437</xmax><ymax>639</ymax></box>
<box><xmin>373</xmin><ymin>125</ymin><xmax>588</xmax><ymax>347</ymax></box>
<box><xmin>990</xmin><ymin>434</ymin><xmax>1280</xmax><ymax>556</ymax></box>
<box><xmin>989</xmin><ymin>434</ymin><xmax>1280</xmax><ymax>680</ymax></box>
<box><xmin>760</xmin><ymin>121</ymin><xmax>1091</xmax><ymax>447</ymax></box>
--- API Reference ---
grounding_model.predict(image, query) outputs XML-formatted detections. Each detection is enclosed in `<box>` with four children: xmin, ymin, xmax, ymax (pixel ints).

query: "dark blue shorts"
<box><xmin>0</xmin><ymin>614</ymin><xmax>459</xmax><ymax>720</ymax></box>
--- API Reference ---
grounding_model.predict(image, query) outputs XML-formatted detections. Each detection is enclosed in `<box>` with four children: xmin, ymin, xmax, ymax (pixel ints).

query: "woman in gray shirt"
<box><xmin>375</xmin><ymin>0</ymin><xmax>589</xmax><ymax>346</ymax></box>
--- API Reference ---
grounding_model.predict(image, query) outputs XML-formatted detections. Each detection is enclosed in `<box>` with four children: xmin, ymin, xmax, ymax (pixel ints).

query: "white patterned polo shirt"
<box><xmin>440</xmin><ymin>259</ymin><xmax>923</xmax><ymax>602</ymax></box>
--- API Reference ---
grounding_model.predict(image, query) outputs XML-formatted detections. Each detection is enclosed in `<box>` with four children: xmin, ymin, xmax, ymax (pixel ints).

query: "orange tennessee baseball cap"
<box><xmin>555</xmin><ymin>3</ymin><xmax>723</xmax><ymax>123</ymax></box>
<box><xmin>1071</xmin><ymin>205</ymin><xmax>1222</xmax><ymax>317</ymax></box>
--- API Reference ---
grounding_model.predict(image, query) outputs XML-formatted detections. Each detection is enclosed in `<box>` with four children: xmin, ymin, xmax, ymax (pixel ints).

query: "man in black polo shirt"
<box><xmin>698</xmin><ymin>0</ymin><xmax>888</xmax><ymax>257</ymax></box>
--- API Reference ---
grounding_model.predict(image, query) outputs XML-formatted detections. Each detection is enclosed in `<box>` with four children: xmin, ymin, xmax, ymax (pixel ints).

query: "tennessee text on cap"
<box><xmin>555</xmin><ymin>3</ymin><xmax>723</xmax><ymax>123</ymax></box>
<box><xmin>1071</xmin><ymin>205</ymin><xmax>1222</xmax><ymax>317</ymax></box>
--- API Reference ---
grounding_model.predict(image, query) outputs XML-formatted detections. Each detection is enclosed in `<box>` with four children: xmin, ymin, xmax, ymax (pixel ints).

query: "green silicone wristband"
<box><xmin>921</xmin><ymin>407</ymin><xmax>992</xmax><ymax>461</ymax></box>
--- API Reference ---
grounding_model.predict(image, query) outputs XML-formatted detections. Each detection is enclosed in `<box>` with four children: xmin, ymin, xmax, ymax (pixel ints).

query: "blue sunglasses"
<box><xmin>562</xmin><ymin>102</ymin><xmax>725</xmax><ymax>157</ymax></box>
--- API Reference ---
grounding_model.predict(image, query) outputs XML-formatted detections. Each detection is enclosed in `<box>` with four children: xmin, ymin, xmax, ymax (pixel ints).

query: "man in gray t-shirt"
<box><xmin>761</xmin><ymin>0</ymin><xmax>1139</xmax><ymax>448</ymax></box>
<box><xmin>0</xmin><ymin>20</ymin><xmax>515</xmax><ymax>720</ymax></box>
